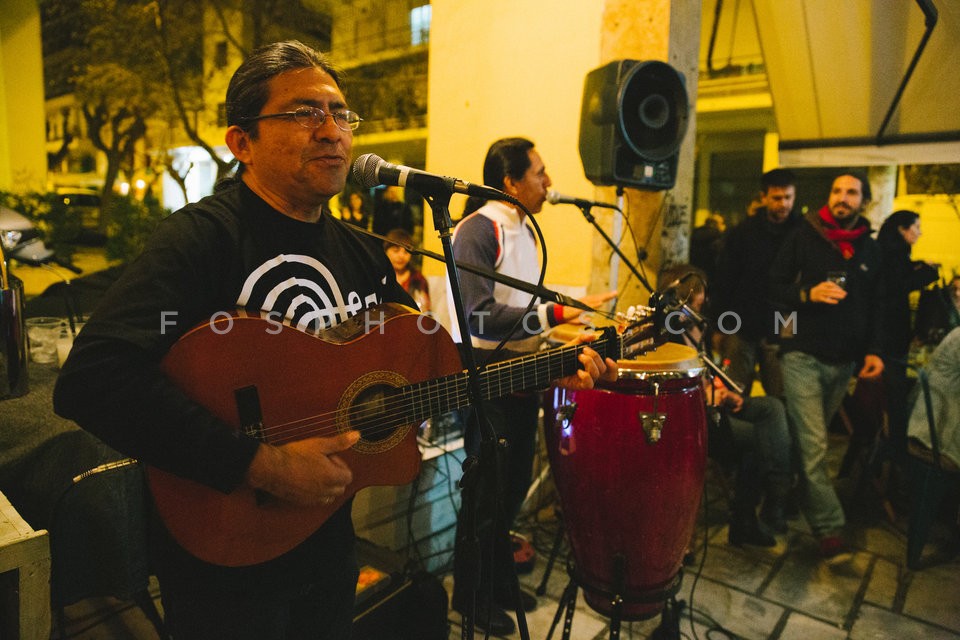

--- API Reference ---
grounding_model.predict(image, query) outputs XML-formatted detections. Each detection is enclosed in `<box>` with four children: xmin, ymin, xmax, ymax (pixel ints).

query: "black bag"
<box><xmin>914</xmin><ymin>282</ymin><xmax>951</xmax><ymax>345</ymax></box>
<box><xmin>708</xmin><ymin>409</ymin><xmax>740</xmax><ymax>472</ymax></box>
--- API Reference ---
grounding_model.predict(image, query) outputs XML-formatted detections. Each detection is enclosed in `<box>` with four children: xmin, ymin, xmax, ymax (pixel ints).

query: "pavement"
<box><xmin>53</xmin><ymin>431</ymin><xmax>960</xmax><ymax>640</ymax></box>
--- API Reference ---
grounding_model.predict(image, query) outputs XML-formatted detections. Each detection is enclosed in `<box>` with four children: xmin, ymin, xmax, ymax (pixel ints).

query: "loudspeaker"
<box><xmin>352</xmin><ymin>538</ymin><xmax>449</xmax><ymax>640</ymax></box>
<box><xmin>578</xmin><ymin>59</ymin><xmax>689</xmax><ymax>191</ymax></box>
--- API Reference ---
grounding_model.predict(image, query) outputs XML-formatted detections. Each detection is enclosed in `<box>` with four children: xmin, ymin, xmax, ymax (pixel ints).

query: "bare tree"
<box><xmin>74</xmin><ymin>63</ymin><xmax>155</xmax><ymax>230</ymax></box>
<box><xmin>151</xmin><ymin>0</ymin><xmax>332</xmax><ymax>185</ymax></box>
<box><xmin>45</xmin><ymin>0</ymin><xmax>333</xmax><ymax>205</ymax></box>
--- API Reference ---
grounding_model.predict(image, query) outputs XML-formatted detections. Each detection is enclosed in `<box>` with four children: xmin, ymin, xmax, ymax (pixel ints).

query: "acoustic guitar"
<box><xmin>149</xmin><ymin>303</ymin><xmax>652</xmax><ymax>566</ymax></box>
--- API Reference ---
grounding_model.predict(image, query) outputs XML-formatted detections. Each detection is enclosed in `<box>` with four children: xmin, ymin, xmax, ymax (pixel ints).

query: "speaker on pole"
<box><xmin>578</xmin><ymin>60</ymin><xmax>689</xmax><ymax>191</ymax></box>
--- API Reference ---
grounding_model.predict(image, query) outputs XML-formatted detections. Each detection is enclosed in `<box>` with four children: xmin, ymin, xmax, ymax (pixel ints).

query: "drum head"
<box><xmin>618</xmin><ymin>341</ymin><xmax>702</xmax><ymax>379</ymax></box>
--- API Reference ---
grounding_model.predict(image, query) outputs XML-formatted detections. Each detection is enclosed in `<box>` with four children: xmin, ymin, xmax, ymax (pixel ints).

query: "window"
<box><xmin>410</xmin><ymin>4</ymin><xmax>431</xmax><ymax>46</ymax></box>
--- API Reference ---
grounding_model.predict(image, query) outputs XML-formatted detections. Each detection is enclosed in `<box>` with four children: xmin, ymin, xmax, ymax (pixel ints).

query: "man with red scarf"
<box><xmin>768</xmin><ymin>172</ymin><xmax>885</xmax><ymax>562</ymax></box>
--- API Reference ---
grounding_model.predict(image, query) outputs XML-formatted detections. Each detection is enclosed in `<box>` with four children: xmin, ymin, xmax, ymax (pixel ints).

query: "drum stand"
<box><xmin>650</xmin><ymin>596</ymin><xmax>684</xmax><ymax>640</ymax></box>
<box><xmin>532</xmin><ymin>444</ymin><xmax>687</xmax><ymax>639</ymax></box>
<box><xmin>541</xmin><ymin>552</ymin><xmax>684</xmax><ymax>640</ymax></box>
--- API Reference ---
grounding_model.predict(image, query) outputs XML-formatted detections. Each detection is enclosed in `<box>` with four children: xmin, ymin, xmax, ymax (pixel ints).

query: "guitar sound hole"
<box><xmin>348</xmin><ymin>384</ymin><xmax>404</xmax><ymax>442</ymax></box>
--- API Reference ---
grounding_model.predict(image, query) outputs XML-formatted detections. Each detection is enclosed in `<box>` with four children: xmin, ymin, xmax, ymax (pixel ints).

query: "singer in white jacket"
<box><xmin>448</xmin><ymin>137</ymin><xmax>615</xmax><ymax>635</ymax></box>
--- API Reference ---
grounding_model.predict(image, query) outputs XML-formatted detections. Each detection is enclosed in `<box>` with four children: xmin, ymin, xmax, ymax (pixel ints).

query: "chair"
<box><xmin>905</xmin><ymin>368</ymin><xmax>960</xmax><ymax>570</ymax></box>
<box><xmin>49</xmin><ymin>457</ymin><xmax>168</xmax><ymax>639</ymax></box>
<box><xmin>836</xmin><ymin>378</ymin><xmax>898</xmax><ymax>524</ymax></box>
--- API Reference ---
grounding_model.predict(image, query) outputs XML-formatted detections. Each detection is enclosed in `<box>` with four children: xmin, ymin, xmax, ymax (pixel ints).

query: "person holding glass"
<box><xmin>768</xmin><ymin>171</ymin><xmax>887</xmax><ymax>562</ymax></box>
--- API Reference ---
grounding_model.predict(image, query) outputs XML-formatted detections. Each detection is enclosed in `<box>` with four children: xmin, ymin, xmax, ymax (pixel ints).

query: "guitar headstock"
<box><xmin>614</xmin><ymin>305</ymin><xmax>658</xmax><ymax>360</ymax></box>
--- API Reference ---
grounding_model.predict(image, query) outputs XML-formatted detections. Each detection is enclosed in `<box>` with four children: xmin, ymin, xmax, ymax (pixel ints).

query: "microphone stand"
<box><xmin>669</xmin><ymin>310</ymin><xmax>744</xmax><ymax>396</ymax></box>
<box><xmin>574</xmin><ymin>202</ymin><xmax>744</xmax><ymax>394</ymax></box>
<box><xmin>376</xmin><ymin>234</ymin><xmax>600</xmax><ymax>317</ymax></box>
<box><xmin>698</xmin><ymin>342</ymin><xmax>744</xmax><ymax>395</ymax></box>
<box><xmin>574</xmin><ymin>203</ymin><xmax>654</xmax><ymax>295</ymax></box>
<box><xmin>425</xmin><ymin>192</ymin><xmax>531</xmax><ymax>640</ymax></box>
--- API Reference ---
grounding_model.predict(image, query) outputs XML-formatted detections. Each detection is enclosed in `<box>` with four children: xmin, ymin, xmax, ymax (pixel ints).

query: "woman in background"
<box><xmin>878</xmin><ymin>210</ymin><xmax>940</xmax><ymax>456</ymax></box>
<box><xmin>340</xmin><ymin>191</ymin><xmax>370</xmax><ymax>230</ymax></box>
<box><xmin>383</xmin><ymin>228</ymin><xmax>430</xmax><ymax>312</ymax></box>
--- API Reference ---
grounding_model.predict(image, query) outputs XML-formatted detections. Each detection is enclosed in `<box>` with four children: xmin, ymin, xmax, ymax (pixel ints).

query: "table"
<box><xmin>0</xmin><ymin>490</ymin><xmax>50</xmax><ymax>640</ymax></box>
<box><xmin>0</xmin><ymin>361</ymin><xmax>150</xmax><ymax>625</ymax></box>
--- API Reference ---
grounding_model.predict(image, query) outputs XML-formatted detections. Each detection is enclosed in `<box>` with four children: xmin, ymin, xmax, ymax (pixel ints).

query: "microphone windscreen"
<box><xmin>546</xmin><ymin>190</ymin><xmax>562</xmax><ymax>205</ymax></box>
<box><xmin>352</xmin><ymin>153</ymin><xmax>383</xmax><ymax>188</ymax></box>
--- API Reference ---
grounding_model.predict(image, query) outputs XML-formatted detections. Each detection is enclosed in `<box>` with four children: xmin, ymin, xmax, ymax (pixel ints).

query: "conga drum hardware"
<box><xmin>554</xmin><ymin>402</ymin><xmax>578</xmax><ymax>455</ymax></box>
<box><xmin>639</xmin><ymin>381</ymin><xmax>666</xmax><ymax>444</ymax></box>
<box><xmin>556</xmin><ymin>402</ymin><xmax>577</xmax><ymax>424</ymax></box>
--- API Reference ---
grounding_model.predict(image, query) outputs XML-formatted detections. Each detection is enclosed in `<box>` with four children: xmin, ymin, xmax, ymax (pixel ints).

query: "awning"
<box><xmin>751</xmin><ymin>0</ymin><xmax>960</xmax><ymax>166</ymax></box>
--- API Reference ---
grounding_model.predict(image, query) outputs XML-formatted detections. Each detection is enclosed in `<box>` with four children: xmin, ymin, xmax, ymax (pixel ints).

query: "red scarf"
<box><xmin>818</xmin><ymin>206</ymin><xmax>868</xmax><ymax>259</ymax></box>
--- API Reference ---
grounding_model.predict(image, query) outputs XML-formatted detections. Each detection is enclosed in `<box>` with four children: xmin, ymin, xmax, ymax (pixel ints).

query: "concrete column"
<box><xmin>588</xmin><ymin>0</ymin><xmax>700</xmax><ymax>309</ymax></box>
<box><xmin>867</xmin><ymin>165</ymin><xmax>897</xmax><ymax>230</ymax></box>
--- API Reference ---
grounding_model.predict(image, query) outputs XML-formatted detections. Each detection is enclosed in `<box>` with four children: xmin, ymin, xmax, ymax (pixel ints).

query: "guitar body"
<box><xmin>150</xmin><ymin>304</ymin><xmax>463</xmax><ymax>566</ymax></box>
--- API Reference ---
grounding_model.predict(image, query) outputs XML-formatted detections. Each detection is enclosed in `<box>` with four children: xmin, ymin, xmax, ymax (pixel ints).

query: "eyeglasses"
<box><xmin>243</xmin><ymin>106</ymin><xmax>362</xmax><ymax>132</ymax></box>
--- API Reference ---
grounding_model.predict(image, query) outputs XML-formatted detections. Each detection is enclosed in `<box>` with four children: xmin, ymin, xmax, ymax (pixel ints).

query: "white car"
<box><xmin>0</xmin><ymin>205</ymin><xmax>55</xmax><ymax>265</ymax></box>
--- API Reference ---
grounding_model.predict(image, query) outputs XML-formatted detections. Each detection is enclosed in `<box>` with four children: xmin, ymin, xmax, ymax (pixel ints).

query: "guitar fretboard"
<box><xmin>403</xmin><ymin>332</ymin><xmax>618</xmax><ymax>424</ymax></box>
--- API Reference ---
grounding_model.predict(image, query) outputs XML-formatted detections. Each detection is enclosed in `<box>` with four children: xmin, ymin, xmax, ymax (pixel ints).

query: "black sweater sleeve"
<box><xmin>53</xmin><ymin>209</ymin><xmax>260</xmax><ymax>494</ymax></box>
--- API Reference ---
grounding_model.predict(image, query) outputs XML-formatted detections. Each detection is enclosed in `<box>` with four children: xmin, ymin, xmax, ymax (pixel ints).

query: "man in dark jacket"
<box><xmin>714</xmin><ymin>168</ymin><xmax>801</xmax><ymax>398</ymax></box>
<box><xmin>768</xmin><ymin>171</ymin><xmax>885</xmax><ymax>562</ymax></box>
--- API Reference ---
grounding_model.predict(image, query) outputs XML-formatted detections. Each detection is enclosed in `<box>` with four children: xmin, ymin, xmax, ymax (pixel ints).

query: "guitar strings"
<box><xmin>261</xmin><ymin>346</ymin><xmax>585</xmax><ymax>444</ymax></box>
<box><xmin>252</xmin><ymin>339</ymin><xmax>608</xmax><ymax>445</ymax></box>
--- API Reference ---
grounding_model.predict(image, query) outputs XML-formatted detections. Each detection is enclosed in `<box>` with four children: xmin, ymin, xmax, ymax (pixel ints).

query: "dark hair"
<box><xmin>463</xmin><ymin>137</ymin><xmax>535</xmax><ymax>215</ymax></box>
<box><xmin>834</xmin><ymin>170</ymin><xmax>872</xmax><ymax>203</ymax></box>
<box><xmin>226</xmin><ymin>40</ymin><xmax>343</xmax><ymax>138</ymax></box>
<box><xmin>341</xmin><ymin>190</ymin><xmax>367</xmax><ymax>211</ymax></box>
<box><xmin>877</xmin><ymin>209</ymin><xmax>920</xmax><ymax>254</ymax></box>
<box><xmin>761</xmin><ymin>168</ymin><xmax>796</xmax><ymax>192</ymax></box>
<box><xmin>383</xmin><ymin>228</ymin><xmax>413</xmax><ymax>251</ymax></box>
<box><xmin>657</xmin><ymin>263</ymin><xmax>707</xmax><ymax>299</ymax></box>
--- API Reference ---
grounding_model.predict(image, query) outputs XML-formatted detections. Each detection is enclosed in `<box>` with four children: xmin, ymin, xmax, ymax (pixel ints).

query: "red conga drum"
<box><xmin>544</xmin><ymin>341</ymin><xmax>706</xmax><ymax>620</ymax></box>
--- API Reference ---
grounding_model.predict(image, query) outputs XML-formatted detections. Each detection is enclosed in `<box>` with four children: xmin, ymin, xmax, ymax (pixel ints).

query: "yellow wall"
<box><xmin>0</xmin><ymin>0</ymin><xmax>47</xmax><ymax>192</ymax></box>
<box><xmin>424</xmin><ymin>1</ymin><xmax>606</xmax><ymax>286</ymax></box>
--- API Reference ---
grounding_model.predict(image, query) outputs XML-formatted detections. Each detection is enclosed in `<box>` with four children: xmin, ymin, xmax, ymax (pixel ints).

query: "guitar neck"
<box><xmin>404</xmin><ymin>330</ymin><xmax>620</xmax><ymax>424</ymax></box>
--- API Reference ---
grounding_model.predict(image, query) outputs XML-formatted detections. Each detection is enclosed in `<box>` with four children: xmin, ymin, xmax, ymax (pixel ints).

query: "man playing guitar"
<box><xmin>53</xmin><ymin>41</ymin><xmax>616</xmax><ymax>640</ymax></box>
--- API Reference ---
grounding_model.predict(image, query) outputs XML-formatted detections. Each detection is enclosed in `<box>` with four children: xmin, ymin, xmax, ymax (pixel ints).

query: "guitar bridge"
<box><xmin>235</xmin><ymin>385</ymin><xmax>265</xmax><ymax>440</ymax></box>
<box><xmin>234</xmin><ymin>385</ymin><xmax>275</xmax><ymax>505</ymax></box>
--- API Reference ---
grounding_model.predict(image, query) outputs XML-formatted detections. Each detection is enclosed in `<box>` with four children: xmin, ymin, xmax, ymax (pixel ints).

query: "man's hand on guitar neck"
<box><xmin>245</xmin><ymin>431</ymin><xmax>361</xmax><ymax>506</ymax></box>
<box><xmin>555</xmin><ymin>333</ymin><xmax>619</xmax><ymax>391</ymax></box>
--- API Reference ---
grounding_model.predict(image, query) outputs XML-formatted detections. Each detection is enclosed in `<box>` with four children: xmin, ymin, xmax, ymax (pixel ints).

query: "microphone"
<box><xmin>546</xmin><ymin>190</ymin><xmax>620</xmax><ymax>211</ymax></box>
<box><xmin>650</xmin><ymin>271</ymin><xmax>705</xmax><ymax>326</ymax></box>
<box><xmin>352</xmin><ymin>154</ymin><xmax>517</xmax><ymax>204</ymax></box>
<box><xmin>657</xmin><ymin>271</ymin><xmax>697</xmax><ymax>295</ymax></box>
